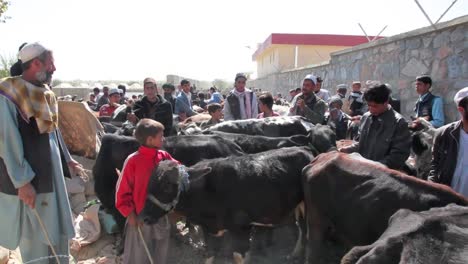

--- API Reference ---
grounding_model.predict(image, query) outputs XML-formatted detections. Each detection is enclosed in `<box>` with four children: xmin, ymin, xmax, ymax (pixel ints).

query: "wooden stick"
<box><xmin>138</xmin><ymin>226</ymin><xmax>154</xmax><ymax>264</ymax></box>
<box><xmin>32</xmin><ymin>209</ymin><xmax>60</xmax><ymax>264</ymax></box>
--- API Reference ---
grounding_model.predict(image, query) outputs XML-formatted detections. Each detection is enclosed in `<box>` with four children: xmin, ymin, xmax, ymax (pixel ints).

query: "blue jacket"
<box><xmin>206</xmin><ymin>92</ymin><xmax>223</xmax><ymax>104</ymax></box>
<box><xmin>175</xmin><ymin>92</ymin><xmax>197</xmax><ymax>117</ymax></box>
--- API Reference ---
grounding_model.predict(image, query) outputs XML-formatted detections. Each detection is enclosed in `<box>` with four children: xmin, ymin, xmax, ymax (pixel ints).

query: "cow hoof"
<box><xmin>204</xmin><ymin>256</ymin><xmax>214</xmax><ymax>264</ymax></box>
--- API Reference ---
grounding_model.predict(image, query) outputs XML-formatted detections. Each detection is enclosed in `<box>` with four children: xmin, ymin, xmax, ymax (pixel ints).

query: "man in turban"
<box><xmin>0</xmin><ymin>42</ymin><xmax>76</xmax><ymax>262</ymax></box>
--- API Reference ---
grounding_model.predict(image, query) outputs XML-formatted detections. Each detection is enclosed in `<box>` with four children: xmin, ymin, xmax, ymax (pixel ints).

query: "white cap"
<box><xmin>109</xmin><ymin>88</ymin><xmax>123</xmax><ymax>96</ymax></box>
<box><xmin>336</xmin><ymin>84</ymin><xmax>348</xmax><ymax>90</ymax></box>
<box><xmin>454</xmin><ymin>87</ymin><xmax>468</xmax><ymax>106</ymax></box>
<box><xmin>303</xmin><ymin>74</ymin><xmax>317</xmax><ymax>85</ymax></box>
<box><xmin>18</xmin><ymin>42</ymin><xmax>48</xmax><ymax>63</ymax></box>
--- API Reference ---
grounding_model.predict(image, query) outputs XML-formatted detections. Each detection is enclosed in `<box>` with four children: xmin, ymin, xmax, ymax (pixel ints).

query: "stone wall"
<box><xmin>249</xmin><ymin>15</ymin><xmax>468</xmax><ymax>123</ymax></box>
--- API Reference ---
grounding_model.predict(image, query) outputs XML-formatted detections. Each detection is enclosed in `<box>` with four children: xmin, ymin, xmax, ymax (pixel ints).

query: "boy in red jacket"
<box><xmin>115</xmin><ymin>118</ymin><xmax>179</xmax><ymax>264</ymax></box>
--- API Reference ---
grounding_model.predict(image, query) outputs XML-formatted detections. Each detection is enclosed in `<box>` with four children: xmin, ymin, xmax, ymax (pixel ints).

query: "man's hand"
<box><xmin>18</xmin><ymin>183</ymin><xmax>36</xmax><ymax>209</ymax></box>
<box><xmin>128</xmin><ymin>211</ymin><xmax>142</xmax><ymax>227</ymax></box>
<box><xmin>296</xmin><ymin>98</ymin><xmax>305</xmax><ymax>110</ymax></box>
<box><xmin>68</xmin><ymin>159</ymin><xmax>83</xmax><ymax>176</ymax></box>
<box><xmin>127</xmin><ymin>113</ymin><xmax>138</xmax><ymax>124</ymax></box>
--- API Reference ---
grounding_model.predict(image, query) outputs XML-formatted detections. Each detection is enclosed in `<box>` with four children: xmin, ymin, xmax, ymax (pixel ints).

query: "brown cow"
<box><xmin>302</xmin><ymin>151</ymin><xmax>468</xmax><ymax>264</ymax></box>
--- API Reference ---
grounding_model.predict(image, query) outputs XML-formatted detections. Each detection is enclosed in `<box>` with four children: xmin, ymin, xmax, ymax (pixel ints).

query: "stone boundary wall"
<box><xmin>249</xmin><ymin>15</ymin><xmax>468</xmax><ymax>123</ymax></box>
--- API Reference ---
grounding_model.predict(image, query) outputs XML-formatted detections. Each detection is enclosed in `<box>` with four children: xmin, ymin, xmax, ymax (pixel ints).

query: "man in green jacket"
<box><xmin>289</xmin><ymin>74</ymin><xmax>327</xmax><ymax>124</ymax></box>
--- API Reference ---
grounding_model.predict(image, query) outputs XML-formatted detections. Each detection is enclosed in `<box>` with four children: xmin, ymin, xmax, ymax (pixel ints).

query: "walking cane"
<box><xmin>32</xmin><ymin>209</ymin><xmax>61</xmax><ymax>264</ymax></box>
<box><xmin>115</xmin><ymin>168</ymin><xmax>153</xmax><ymax>264</ymax></box>
<box><xmin>138</xmin><ymin>226</ymin><xmax>154</xmax><ymax>264</ymax></box>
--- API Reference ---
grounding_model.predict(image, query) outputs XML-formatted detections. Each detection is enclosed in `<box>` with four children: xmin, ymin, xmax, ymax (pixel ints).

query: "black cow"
<box><xmin>141</xmin><ymin>147</ymin><xmax>315</xmax><ymax>263</ymax></box>
<box><xmin>342</xmin><ymin>204</ymin><xmax>468</xmax><ymax>264</ymax></box>
<box><xmin>93</xmin><ymin>134</ymin><xmax>245</xmax><ymax>230</ymax></box>
<box><xmin>205</xmin><ymin>116</ymin><xmax>315</xmax><ymax>137</ymax></box>
<box><xmin>410</xmin><ymin>120</ymin><xmax>436</xmax><ymax>180</ymax></box>
<box><xmin>206</xmin><ymin>123</ymin><xmax>336</xmax><ymax>154</ymax></box>
<box><xmin>302</xmin><ymin>151</ymin><xmax>468</xmax><ymax>264</ymax></box>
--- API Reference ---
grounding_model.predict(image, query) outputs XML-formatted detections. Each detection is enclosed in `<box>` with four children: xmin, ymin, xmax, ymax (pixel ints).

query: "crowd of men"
<box><xmin>0</xmin><ymin>42</ymin><xmax>467</xmax><ymax>263</ymax></box>
<box><xmin>85</xmin><ymin>69</ymin><xmax>467</xmax><ymax>196</ymax></box>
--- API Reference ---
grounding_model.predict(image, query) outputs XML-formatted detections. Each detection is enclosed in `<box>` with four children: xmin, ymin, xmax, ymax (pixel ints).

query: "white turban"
<box><xmin>454</xmin><ymin>87</ymin><xmax>468</xmax><ymax>106</ymax></box>
<box><xmin>18</xmin><ymin>42</ymin><xmax>48</xmax><ymax>63</ymax></box>
<box><xmin>303</xmin><ymin>74</ymin><xmax>317</xmax><ymax>85</ymax></box>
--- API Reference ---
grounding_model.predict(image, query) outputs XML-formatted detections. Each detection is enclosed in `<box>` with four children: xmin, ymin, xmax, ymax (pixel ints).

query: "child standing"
<box><xmin>200</xmin><ymin>103</ymin><xmax>223</xmax><ymax>129</ymax></box>
<box><xmin>257</xmin><ymin>92</ymin><xmax>280</xmax><ymax>118</ymax></box>
<box><xmin>115</xmin><ymin>119</ymin><xmax>179</xmax><ymax>264</ymax></box>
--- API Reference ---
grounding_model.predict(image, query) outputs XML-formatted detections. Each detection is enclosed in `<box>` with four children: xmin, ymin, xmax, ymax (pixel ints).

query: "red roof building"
<box><xmin>253</xmin><ymin>33</ymin><xmax>384</xmax><ymax>78</ymax></box>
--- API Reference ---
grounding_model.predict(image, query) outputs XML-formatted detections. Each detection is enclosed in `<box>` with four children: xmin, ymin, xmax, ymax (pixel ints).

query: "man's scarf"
<box><xmin>233</xmin><ymin>89</ymin><xmax>252</xmax><ymax>119</ymax></box>
<box><xmin>0</xmin><ymin>76</ymin><xmax>58</xmax><ymax>134</ymax></box>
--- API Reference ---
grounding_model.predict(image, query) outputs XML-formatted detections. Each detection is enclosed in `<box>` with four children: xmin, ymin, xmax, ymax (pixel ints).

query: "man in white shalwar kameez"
<box><xmin>0</xmin><ymin>43</ymin><xmax>75</xmax><ymax>263</ymax></box>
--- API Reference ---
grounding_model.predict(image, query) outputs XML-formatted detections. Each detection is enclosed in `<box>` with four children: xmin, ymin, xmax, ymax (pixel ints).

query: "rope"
<box><xmin>23</xmin><ymin>255</ymin><xmax>69</xmax><ymax>264</ymax></box>
<box><xmin>138</xmin><ymin>226</ymin><xmax>154</xmax><ymax>264</ymax></box>
<box><xmin>32</xmin><ymin>209</ymin><xmax>61</xmax><ymax>264</ymax></box>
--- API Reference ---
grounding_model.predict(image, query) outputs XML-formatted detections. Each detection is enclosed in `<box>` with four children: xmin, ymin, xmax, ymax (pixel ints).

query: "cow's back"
<box><xmin>303</xmin><ymin>151</ymin><xmax>468</xmax><ymax>244</ymax></box>
<box><xmin>342</xmin><ymin>204</ymin><xmax>468</xmax><ymax>264</ymax></box>
<box><xmin>163</xmin><ymin>135</ymin><xmax>245</xmax><ymax>166</ymax></box>
<box><xmin>206</xmin><ymin>116</ymin><xmax>312</xmax><ymax>137</ymax></box>
<box><xmin>181</xmin><ymin>147</ymin><xmax>315</xmax><ymax>227</ymax></box>
<box><xmin>206</xmin><ymin>131</ymin><xmax>309</xmax><ymax>154</ymax></box>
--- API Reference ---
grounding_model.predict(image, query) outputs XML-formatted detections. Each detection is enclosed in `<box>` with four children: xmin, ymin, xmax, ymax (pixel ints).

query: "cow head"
<box><xmin>141</xmin><ymin>160</ymin><xmax>184</xmax><ymax>224</ymax></box>
<box><xmin>308</xmin><ymin>124</ymin><xmax>337</xmax><ymax>154</ymax></box>
<box><xmin>141</xmin><ymin>160</ymin><xmax>211</xmax><ymax>224</ymax></box>
<box><xmin>411</xmin><ymin>130</ymin><xmax>434</xmax><ymax>180</ymax></box>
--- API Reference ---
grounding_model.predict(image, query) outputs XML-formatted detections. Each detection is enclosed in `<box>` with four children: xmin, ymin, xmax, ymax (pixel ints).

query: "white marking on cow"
<box><xmin>291</xmin><ymin>202</ymin><xmax>305</xmax><ymax>259</ymax></box>
<box><xmin>250</xmin><ymin>222</ymin><xmax>274</xmax><ymax>227</ymax></box>
<box><xmin>212</xmin><ymin>229</ymin><xmax>227</xmax><ymax>237</ymax></box>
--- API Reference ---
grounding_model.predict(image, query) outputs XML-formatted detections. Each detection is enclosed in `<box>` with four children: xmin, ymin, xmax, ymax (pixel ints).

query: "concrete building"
<box><xmin>252</xmin><ymin>33</ymin><xmax>383</xmax><ymax>78</ymax></box>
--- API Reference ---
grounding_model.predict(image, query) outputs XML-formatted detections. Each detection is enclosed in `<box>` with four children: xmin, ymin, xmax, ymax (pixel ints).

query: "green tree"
<box><xmin>0</xmin><ymin>0</ymin><xmax>10</xmax><ymax>23</ymax></box>
<box><xmin>51</xmin><ymin>78</ymin><xmax>63</xmax><ymax>87</ymax></box>
<box><xmin>212</xmin><ymin>78</ymin><xmax>232</xmax><ymax>94</ymax></box>
<box><xmin>0</xmin><ymin>53</ymin><xmax>15</xmax><ymax>78</ymax></box>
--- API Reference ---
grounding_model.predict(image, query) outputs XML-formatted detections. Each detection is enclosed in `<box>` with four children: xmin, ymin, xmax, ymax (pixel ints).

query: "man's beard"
<box><xmin>35</xmin><ymin>69</ymin><xmax>53</xmax><ymax>85</ymax></box>
<box><xmin>464</xmin><ymin>108</ymin><xmax>468</xmax><ymax>121</ymax></box>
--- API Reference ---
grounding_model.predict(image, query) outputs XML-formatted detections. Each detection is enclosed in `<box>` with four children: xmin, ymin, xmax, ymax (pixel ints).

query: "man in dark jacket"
<box><xmin>162</xmin><ymin>83</ymin><xmax>176</xmax><ymax>112</ymax></box>
<box><xmin>326</xmin><ymin>96</ymin><xmax>351</xmax><ymax>140</ymax></box>
<box><xmin>428</xmin><ymin>87</ymin><xmax>468</xmax><ymax>197</ymax></box>
<box><xmin>339</xmin><ymin>84</ymin><xmax>411</xmax><ymax>170</ymax></box>
<box><xmin>127</xmin><ymin>78</ymin><xmax>173</xmax><ymax>136</ymax></box>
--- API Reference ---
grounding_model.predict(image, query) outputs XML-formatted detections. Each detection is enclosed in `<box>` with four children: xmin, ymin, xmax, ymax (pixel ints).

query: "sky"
<box><xmin>0</xmin><ymin>0</ymin><xmax>467</xmax><ymax>82</ymax></box>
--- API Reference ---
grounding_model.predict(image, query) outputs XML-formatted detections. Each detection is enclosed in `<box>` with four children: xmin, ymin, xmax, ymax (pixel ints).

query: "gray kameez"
<box><xmin>0</xmin><ymin>95</ymin><xmax>75</xmax><ymax>263</ymax></box>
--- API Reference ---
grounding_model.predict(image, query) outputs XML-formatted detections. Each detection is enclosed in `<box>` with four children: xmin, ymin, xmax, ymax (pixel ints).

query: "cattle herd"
<box><xmin>92</xmin><ymin>115</ymin><xmax>468</xmax><ymax>264</ymax></box>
